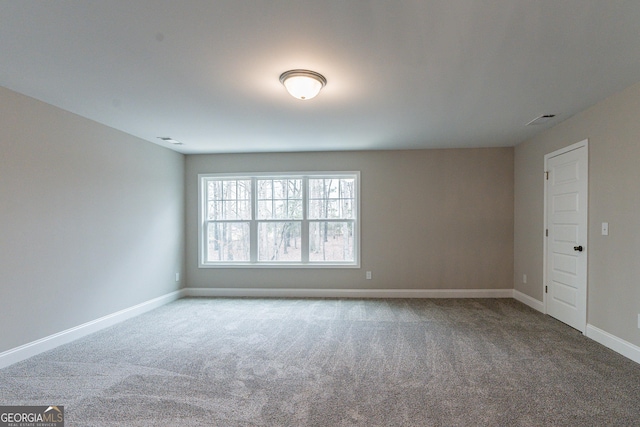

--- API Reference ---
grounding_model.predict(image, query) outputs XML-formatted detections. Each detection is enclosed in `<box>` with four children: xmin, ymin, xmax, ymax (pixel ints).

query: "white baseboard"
<box><xmin>586</xmin><ymin>324</ymin><xmax>640</xmax><ymax>365</ymax></box>
<box><xmin>184</xmin><ymin>287</ymin><xmax>513</xmax><ymax>299</ymax></box>
<box><xmin>0</xmin><ymin>289</ymin><xmax>186</xmax><ymax>369</ymax></box>
<box><xmin>513</xmin><ymin>290</ymin><xmax>545</xmax><ymax>313</ymax></box>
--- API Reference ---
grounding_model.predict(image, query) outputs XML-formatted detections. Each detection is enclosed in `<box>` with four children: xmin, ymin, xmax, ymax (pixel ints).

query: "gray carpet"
<box><xmin>1</xmin><ymin>298</ymin><xmax>639</xmax><ymax>426</ymax></box>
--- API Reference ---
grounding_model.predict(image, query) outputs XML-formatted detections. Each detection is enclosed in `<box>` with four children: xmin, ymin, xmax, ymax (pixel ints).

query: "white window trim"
<box><xmin>198</xmin><ymin>171</ymin><xmax>361</xmax><ymax>268</ymax></box>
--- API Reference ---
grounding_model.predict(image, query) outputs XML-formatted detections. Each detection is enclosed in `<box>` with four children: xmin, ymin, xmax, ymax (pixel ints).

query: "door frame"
<box><xmin>543</xmin><ymin>139</ymin><xmax>589</xmax><ymax>333</ymax></box>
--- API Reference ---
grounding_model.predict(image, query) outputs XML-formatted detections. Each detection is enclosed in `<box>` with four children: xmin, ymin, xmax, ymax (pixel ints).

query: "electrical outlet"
<box><xmin>366</xmin><ymin>271</ymin><xmax>372</xmax><ymax>280</ymax></box>
<box><xmin>637</xmin><ymin>314</ymin><xmax>640</xmax><ymax>329</ymax></box>
<box><xmin>602</xmin><ymin>222</ymin><xmax>609</xmax><ymax>236</ymax></box>
<box><xmin>523</xmin><ymin>274</ymin><xmax>527</xmax><ymax>284</ymax></box>
<box><xmin>175</xmin><ymin>273</ymin><xmax>180</xmax><ymax>282</ymax></box>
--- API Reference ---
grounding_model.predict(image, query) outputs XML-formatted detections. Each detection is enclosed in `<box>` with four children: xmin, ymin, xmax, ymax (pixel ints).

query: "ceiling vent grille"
<box><xmin>526</xmin><ymin>114</ymin><xmax>556</xmax><ymax>126</ymax></box>
<box><xmin>157</xmin><ymin>137</ymin><xmax>184</xmax><ymax>145</ymax></box>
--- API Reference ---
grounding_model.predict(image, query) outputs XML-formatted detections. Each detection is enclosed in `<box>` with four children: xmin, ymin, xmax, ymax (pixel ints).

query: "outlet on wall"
<box><xmin>637</xmin><ymin>314</ymin><xmax>640</xmax><ymax>329</ymax></box>
<box><xmin>366</xmin><ymin>271</ymin><xmax>372</xmax><ymax>280</ymax></box>
<box><xmin>523</xmin><ymin>274</ymin><xmax>527</xmax><ymax>284</ymax></box>
<box><xmin>175</xmin><ymin>272</ymin><xmax>180</xmax><ymax>282</ymax></box>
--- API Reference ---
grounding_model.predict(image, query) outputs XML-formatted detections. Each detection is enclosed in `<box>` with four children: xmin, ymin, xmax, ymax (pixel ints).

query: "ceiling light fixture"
<box><xmin>279</xmin><ymin>69</ymin><xmax>326</xmax><ymax>100</ymax></box>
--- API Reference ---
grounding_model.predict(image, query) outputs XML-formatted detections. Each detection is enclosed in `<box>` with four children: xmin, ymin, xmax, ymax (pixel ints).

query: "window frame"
<box><xmin>198</xmin><ymin>171</ymin><xmax>360</xmax><ymax>268</ymax></box>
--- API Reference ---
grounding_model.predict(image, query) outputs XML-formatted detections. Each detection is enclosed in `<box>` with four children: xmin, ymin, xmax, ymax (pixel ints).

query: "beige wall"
<box><xmin>0</xmin><ymin>87</ymin><xmax>185</xmax><ymax>354</ymax></box>
<box><xmin>514</xmin><ymin>81</ymin><xmax>640</xmax><ymax>347</ymax></box>
<box><xmin>186</xmin><ymin>148</ymin><xmax>514</xmax><ymax>291</ymax></box>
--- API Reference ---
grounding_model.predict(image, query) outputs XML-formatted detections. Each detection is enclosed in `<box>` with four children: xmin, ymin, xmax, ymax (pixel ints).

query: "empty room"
<box><xmin>1</xmin><ymin>1</ymin><xmax>640</xmax><ymax>426</ymax></box>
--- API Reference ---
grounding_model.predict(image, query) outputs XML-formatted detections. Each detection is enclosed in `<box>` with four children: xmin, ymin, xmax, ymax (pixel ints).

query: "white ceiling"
<box><xmin>2</xmin><ymin>1</ymin><xmax>640</xmax><ymax>154</ymax></box>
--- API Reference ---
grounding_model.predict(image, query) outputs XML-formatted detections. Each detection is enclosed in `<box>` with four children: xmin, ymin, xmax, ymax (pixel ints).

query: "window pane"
<box><xmin>206</xmin><ymin>179</ymin><xmax>251</xmax><ymax>220</ymax></box>
<box><xmin>340</xmin><ymin>179</ymin><xmax>355</xmax><ymax>197</ymax></box>
<box><xmin>206</xmin><ymin>222</ymin><xmax>250</xmax><ymax>262</ymax></box>
<box><xmin>222</xmin><ymin>180</ymin><xmax>238</xmax><ymax>199</ymax></box>
<box><xmin>274</xmin><ymin>200</ymin><xmax>287</xmax><ymax>219</ymax></box>
<box><xmin>309</xmin><ymin>222</ymin><xmax>354</xmax><ymax>262</ymax></box>
<box><xmin>341</xmin><ymin>199</ymin><xmax>354</xmax><ymax>219</ymax></box>
<box><xmin>207</xmin><ymin>180</ymin><xmax>221</xmax><ymax>201</ymax></box>
<box><xmin>308</xmin><ymin>178</ymin><xmax>355</xmax><ymax>219</ymax></box>
<box><xmin>207</xmin><ymin>200</ymin><xmax>220</xmax><ymax>220</ymax></box>
<box><xmin>257</xmin><ymin>179</ymin><xmax>272</xmax><ymax>199</ymax></box>
<box><xmin>273</xmin><ymin>179</ymin><xmax>285</xmax><ymax>198</ymax></box>
<box><xmin>257</xmin><ymin>178</ymin><xmax>302</xmax><ymax>220</ymax></box>
<box><xmin>257</xmin><ymin>201</ymin><xmax>272</xmax><ymax>219</ymax></box>
<box><xmin>258</xmin><ymin>222</ymin><xmax>301</xmax><ymax>262</ymax></box>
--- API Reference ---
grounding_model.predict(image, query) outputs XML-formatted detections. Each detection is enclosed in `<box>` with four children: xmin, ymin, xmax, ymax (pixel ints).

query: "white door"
<box><xmin>545</xmin><ymin>141</ymin><xmax>588</xmax><ymax>332</ymax></box>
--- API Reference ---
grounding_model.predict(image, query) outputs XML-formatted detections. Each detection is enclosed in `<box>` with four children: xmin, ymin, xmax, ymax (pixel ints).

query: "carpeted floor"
<box><xmin>1</xmin><ymin>297</ymin><xmax>639</xmax><ymax>426</ymax></box>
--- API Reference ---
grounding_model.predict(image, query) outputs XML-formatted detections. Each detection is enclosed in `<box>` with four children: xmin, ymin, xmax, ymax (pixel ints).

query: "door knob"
<box><xmin>573</xmin><ymin>245</ymin><xmax>583</xmax><ymax>252</ymax></box>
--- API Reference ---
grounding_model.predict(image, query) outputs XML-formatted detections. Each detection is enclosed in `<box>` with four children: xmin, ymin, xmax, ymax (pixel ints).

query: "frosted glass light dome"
<box><xmin>279</xmin><ymin>69</ymin><xmax>327</xmax><ymax>100</ymax></box>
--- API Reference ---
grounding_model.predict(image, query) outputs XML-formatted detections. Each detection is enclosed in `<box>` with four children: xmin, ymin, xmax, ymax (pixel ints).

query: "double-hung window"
<box><xmin>199</xmin><ymin>172</ymin><xmax>359</xmax><ymax>267</ymax></box>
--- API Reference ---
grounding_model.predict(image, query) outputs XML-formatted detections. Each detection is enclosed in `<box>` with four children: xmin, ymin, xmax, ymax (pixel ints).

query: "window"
<box><xmin>199</xmin><ymin>172</ymin><xmax>359</xmax><ymax>267</ymax></box>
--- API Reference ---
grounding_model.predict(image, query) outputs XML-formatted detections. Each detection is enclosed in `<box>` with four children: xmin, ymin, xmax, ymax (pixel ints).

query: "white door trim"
<box><xmin>543</xmin><ymin>139</ymin><xmax>588</xmax><ymax>332</ymax></box>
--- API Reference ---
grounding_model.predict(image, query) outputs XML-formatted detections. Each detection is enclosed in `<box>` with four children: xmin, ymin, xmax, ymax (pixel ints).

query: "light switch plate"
<box><xmin>602</xmin><ymin>222</ymin><xmax>609</xmax><ymax>236</ymax></box>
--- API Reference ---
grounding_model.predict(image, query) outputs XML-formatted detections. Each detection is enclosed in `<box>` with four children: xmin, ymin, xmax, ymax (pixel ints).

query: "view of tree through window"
<box><xmin>200</xmin><ymin>173</ymin><xmax>359</xmax><ymax>267</ymax></box>
<box><xmin>206</xmin><ymin>179</ymin><xmax>251</xmax><ymax>261</ymax></box>
<box><xmin>257</xmin><ymin>178</ymin><xmax>303</xmax><ymax>261</ymax></box>
<box><xmin>308</xmin><ymin>178</ymin><xmax>355</xmax><ymax>262</ymax></box>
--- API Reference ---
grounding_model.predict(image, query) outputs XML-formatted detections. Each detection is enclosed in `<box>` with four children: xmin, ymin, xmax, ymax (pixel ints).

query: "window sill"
<box><xmin>198</xmin><ymin>262</ymin><xmax>360</xmax><ymax>269</ymax></box>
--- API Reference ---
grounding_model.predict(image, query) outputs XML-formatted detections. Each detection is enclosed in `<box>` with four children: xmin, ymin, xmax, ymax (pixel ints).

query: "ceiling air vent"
<box><xmin>157</xmin><ymin>137</ymin><xmax>183</xmax><ymax>145</ymax></box>
<box><xmin>526</xmin><ymin>114</ymin><xmax>556</xmax><ymax>126</ymax></box>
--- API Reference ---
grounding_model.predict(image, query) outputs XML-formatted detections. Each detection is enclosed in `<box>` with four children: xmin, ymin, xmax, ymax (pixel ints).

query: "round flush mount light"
<box><xmin>279</xmin><ymin>69</ymin><xmax>327</xmax><ymax>100</ymax></box>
